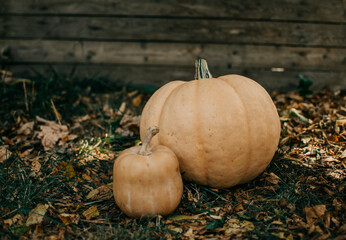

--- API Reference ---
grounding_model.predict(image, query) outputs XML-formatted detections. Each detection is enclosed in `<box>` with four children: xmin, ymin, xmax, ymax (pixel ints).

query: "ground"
<box><xmin>0</xmin><ymin>70</ymin><xmax>345</xmax><ymax>239</ymax></box>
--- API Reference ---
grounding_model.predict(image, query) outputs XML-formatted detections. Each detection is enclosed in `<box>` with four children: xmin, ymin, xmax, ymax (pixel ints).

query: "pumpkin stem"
<box><xmin>194</xmin><ymin>58</ymin><xmax>213</xmax><ymax>80</ymax></box>
<box><xmin>139</xmin><ymin>126</ymin><xmax>159</xmax><ymax>156</ymax></box>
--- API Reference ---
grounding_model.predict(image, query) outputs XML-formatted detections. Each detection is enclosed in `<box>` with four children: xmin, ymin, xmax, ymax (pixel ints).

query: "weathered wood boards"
<box><xmin>1</xmin><ymin>0</ymin><xmax>344</xmax><ymax>23</ymax></box>
<box><xmin>1</xmin><ymin>40</ymin><xmax>345</xmax><ymax>71</ymax></box>
<box><xmin>1</xmin><ymin>16</ymin><xmax>344</xmax><ymax>47</ymax></box>
<box><xmin>1</xmin><ymin>0</ymin><xmax>345</xmax><ymax>91</ymax></box>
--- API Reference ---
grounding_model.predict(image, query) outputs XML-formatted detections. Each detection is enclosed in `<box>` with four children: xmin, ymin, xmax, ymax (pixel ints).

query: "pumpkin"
<box><xmin>113</xmin><ymin>126</ymin><xmax>183</xmax><ymax>217</ymax></box>
<box><xmin>140</xmin><ymin>59</ymin><xmax>281</xmax><ymax>189</ymax></box>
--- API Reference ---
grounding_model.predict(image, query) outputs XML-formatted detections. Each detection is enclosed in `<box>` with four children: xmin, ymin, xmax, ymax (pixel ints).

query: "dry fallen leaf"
<box><xmin>224</xmin><ymin>219</ymin><xmax>255</xmax><ymax>236</ymax></box>
<box><xmin>82</xmin><ymin>206</ymin><xmax>99</xmax><ymax>220</ymax></box>
<box><xmin>265</xmin><ymin>172</ymin><xmax>281</xmax><ymax>185</ymax></box>
<box><xmin>287</xmin><ymin>203</ymin><xmax>296</xmax><ymax>213</ymax></box>
<box><xmin>82</xmin><ymin>173</ymin><xmax>92</xmax><ymax>182</ymax></box>
<box><xmin>340</xmin><ymin>149</ymin><xmax>346</xmax><ymax>159</ymax></box>
<box><xmin>167</xmin><ymin>214</ymin><xmax>206</xmax><ymax>227</ymax></box>
<box><xmin>115</xmin><ymin>114</ymin><xmax>140</xmax><ymax>136</ymax></box>
<box><xmin>58</xmin><ymin>213</ymin><xmax>79</xmax><ymax>225</ymax></box>
<box><xmin>132</xmin><ymin>94</ymin><xmax>143</xmax><ymax>107</ymax></box>
<box><xmin>35</xmin><ymin>116</ymin><xmax>69</xmax><ymax>150</ymax></box>
<box><xmin>57</xmin><ymin>162</ymin><xmax>75</xmax><ymax>179</ymax></box>
<box><xmin>272</xmin><ymin>232</ymin><xmax>294</xmax><ymax>240</ymax></box>
<box><xmin>25</xmin><ymin>203</ymin><xmax>49</xmax><ymax>226</ymax></box>
<box><xmin>2</xmin><ymin>136</ymin><xmax>14</xmax><ymax>146</ymax></box>
<box><xmin>335</xmin><ymin>119</ymin><xmax>346</xmax><ymax>133</ymax></box>
<box><xmin>4</xmin><ymin>214</ymin><xmax>23</xmax><ymax>226</ymax></box>
<box><xmin>305</xmin><ymin>205</ymin><xmax>327</xmax><ymax>225</ymax></box>
<box><xmin>31</xmin><ymin>159</ymin><xmax>42</xmax><ymax>173</ymax></box>
<box><xmin>337</xmin><ymin>224</ymin><xmax>346</xmax><ymax>234</ymax></box>
<box><xmin>59</xmin><ymin>134</ymin><xmax>78</xmax><ymax>145</ymax></box>
<box><xmin>96</xmin><ymin>183</ymin><xmax>113</xmax><ymax>200</ymax></box>
<box><xmin>234</xmin><ymin>204</ymin><xmax>244</xmax><ymax>212</ymax></box>
<box><xmin>168</xmin><ymin>215</ymin><xmax>196</xmax><ymax>221</ymax></box>
<box><xmin>73</xmin><ymin>115</ymin><xmax>91</xmax><ymax>123</ymax></box>
<box><xmin>120</xmin><ymin>114</ymin><xmax>140</xmax><ymax>128</ymax></box>
<box><xmin>0</xmin><ymin>145</ymin><xmax>12</xmax><ymax>163</ymax></box>
<box><xmin>86</xmin><ymin>189</ymin><xmax>100</xmax><ymax>200</ymax></box>
<box><xmin>168</xmin><ymin>226</ymin><xmax>183</xmax><ymax>233</ymax></box>
<box><xmin>17</xmin><ymin>122</ymin><xmax>34</xmax><ymax>135</ymax></box>
<box><xmin>19</xmin><ymin>148</ymin><xmax>33</xmax><ymax>158</ymax></box>
<box><xmin>209</xmin><ymin>214</ymin><xmax>222</xmax><ymax>220</ymax></box>
<box><xmin>183</xmin><ymin>228</ymin><xmax>195</xmax><ymax>240</ymax></box>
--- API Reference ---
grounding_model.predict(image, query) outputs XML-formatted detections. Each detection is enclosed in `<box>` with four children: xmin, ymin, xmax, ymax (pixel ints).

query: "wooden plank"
<box><xmin>6</xmin><ymin>64</ymin><xmax>345</xmax><ymax>92</ymax></box>
<box><xmin>1</xmin><ymin>0</ymin><xmax>344</xmax><ymax>23</ymax></box>
<box><xmin>1</xmin><ymin>16</ymin><xmax>345</xmax><ymax>47</ymax></box>
<box><xmin>1</xmin><ymin>40</ymin><xmax>345</xmax><ymax>71</ymax></box>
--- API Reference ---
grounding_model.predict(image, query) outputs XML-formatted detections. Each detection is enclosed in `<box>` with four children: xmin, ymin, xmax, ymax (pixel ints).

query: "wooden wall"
<box><xmin>1</xmin><ymin>0</ymin><xmax>345</xmax><ymax>92</ymax></box>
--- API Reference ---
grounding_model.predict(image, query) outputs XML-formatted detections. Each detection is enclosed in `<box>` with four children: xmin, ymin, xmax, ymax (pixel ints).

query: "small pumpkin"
<box><xmin>113</xmin><ymin>126</ymin><xmax>183</xmax><ymax>217</ymax></box>
<box><xmin>140</xmin><ymin>59</ymin><xmax>281</xmax><ymax>189</ymax></box>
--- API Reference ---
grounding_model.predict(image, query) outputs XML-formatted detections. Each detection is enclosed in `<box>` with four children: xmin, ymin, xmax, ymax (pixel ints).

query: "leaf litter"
<box><xmin>0</xmin><ymin>71</ymin><xmax>345</xmax><ymax>239</ymax></box>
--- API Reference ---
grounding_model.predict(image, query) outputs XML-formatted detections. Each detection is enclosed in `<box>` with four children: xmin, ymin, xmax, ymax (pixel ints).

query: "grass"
<box><xmin>0</xmin><ymin>69</ymin><xmax>345</xmax><ymax>239</ymax></box>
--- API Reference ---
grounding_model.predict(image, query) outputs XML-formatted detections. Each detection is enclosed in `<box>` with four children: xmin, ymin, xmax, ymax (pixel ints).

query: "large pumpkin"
<box><xmin>140</xmin><ymin>59</ymin><xmax>281</xmax><ymax>189</ymax></box>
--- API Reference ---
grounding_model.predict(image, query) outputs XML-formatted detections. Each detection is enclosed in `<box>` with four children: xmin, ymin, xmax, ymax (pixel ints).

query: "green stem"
<box><xmin>194</xmin><ymin>58</ymin><xmax>213</xmax><ymax>80</ymax></box>
<box><xmin>138</xmin><ymin>126</ymin><xmax>159</xmax><ymax>156</ymax></box>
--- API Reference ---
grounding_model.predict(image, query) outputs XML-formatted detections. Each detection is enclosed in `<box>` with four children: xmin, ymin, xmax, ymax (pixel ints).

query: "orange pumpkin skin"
<box><xmin>113</xmin><ymin>128</ymin><xmax>183</xmax><ymax>217</ymax></box>
<box><xmin>140</xmin><ymin>74</ymin><xmax>281</xmax><ymax>189</ymax></box>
